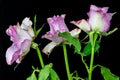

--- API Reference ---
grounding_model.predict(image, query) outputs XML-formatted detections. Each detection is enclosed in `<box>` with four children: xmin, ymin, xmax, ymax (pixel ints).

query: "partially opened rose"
<box><xmin>6</xmin><ymin>17</ymin><xmax>35</xmax><ymax>65</ymax></box>
<box><xmin>42</xmin><ymin>14</ymin><xmax>81</xmax><ymax>54</ymax></box>
<box><xmin>71</xmin><ymin>5</ymin><xmax>114</xmax><ymax>33</ymax></box>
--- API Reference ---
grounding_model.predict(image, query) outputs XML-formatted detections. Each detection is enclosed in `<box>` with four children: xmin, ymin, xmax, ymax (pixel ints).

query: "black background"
<box><xmin>0</xmin><ymin>0</ymin><xmax>120</xmax><ymax>80</ymax></box>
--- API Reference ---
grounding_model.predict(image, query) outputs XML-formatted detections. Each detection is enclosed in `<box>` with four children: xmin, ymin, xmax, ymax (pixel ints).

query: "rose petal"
<box><xmin>42</xmin><ymin>42</ymin><xmax>59</xmax><ymax>55</ymax></box>
<box><xmin>70</xmin><ymin>28</ymin><xmax>81</xmax><ymax>38</ymax></box>
<box><xmin>6</xmin><ymin>44</ymin><xmax>21</xmax><ymax>65</ymax></box>
<box><xmin>16</xmin><ymin>39</ymin><xmax>31</xmax><ymax>63</ymax></box>
<box><xmin>70</xmin><ymin>19</ymin><xmax>91</xmax><ymax>32</ymax></box>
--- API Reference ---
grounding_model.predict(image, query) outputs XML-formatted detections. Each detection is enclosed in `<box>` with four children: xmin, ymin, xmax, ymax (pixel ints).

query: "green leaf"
<box><xmin>49</xmin><ymin>69</ymin><xmax>60</xmax><ymax>80</ymax></box>
<box><xmin>27</xmin><ymin>71</ymin><xmax>37</xmax><ymax>80</ymax></box>
<box><xmin>59</xmin><ymin>32</ymin><xmax>81</xmax><ymax>54</ymax></box>
<box><xmin>101</xmin><ymin>28</ymin><xmax>118</xmax><ymax>36</ymax></box>
<box><xmin>100</xmin><ymin>66</ymin><xmax>119</xmax><ymax>80</ymax></box>
<box><xmin>38</xmin><ymin>63</ymin><xmax>53</xmax><ymax>80</ymax></box>
<box><xmin>34</xmin><ymin>14</ymin><xmax>37</xmax><ymax>33</ymax></box>
<box><xmin>35</xmin><ymin>24</ymin><xmax>44</xmax><ymax>38</ymax></box>
<box><xmin>33</xmin><ymin>14</ymin><xmax>44</xmax><ymax>38</ymax></box>
<box><xmin>83</xmin><ymin>41</ymin><xmax>100</xmax><ymax>56</ymax></box>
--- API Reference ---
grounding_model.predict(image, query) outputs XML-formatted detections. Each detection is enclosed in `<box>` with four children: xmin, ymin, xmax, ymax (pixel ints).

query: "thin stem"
<box><xmin>88</xmin><ymin>45</ymin><xmax>95</xmax><ymax>80</ymax></box>
<box><xmin>62</xmin><ymin>43</ymin><xmax>72</xmax><ymax>80</ymax></box>
<box><xmin>88</xmin><ymin>32</ymin><xmax>98</xmax><ymax>80</ymax></box>
<box><xmin>36</xmin><ymin>46</ymin><xmax>44</xmax><ymax>68</ymax></box>
<box><xmin>81</xmin><ymin>55</ymin><xmax>89</xmax><ymax>73</ymax></box>
<box><xmin>72</xmin><ymin>77</ymin><xmax>84</xmax><ymax>80</ymax></box>
<box><xmin>93</xmin><ymin>64</ymin><xmax>101</xmax><ymax>71</ymax></box>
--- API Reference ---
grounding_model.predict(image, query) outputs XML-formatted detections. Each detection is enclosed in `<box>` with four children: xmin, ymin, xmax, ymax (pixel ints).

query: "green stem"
<box><xmin>88</xmin><ymin>32</ymin><xmax>98</xmax><ymax>80</ymax></box>
<box><xmin>81</xmin><ymin>55</ymin><xmax>89</xmax><ymax>73</ymax></box>
<box><xmin>36</xmin><ymin>46</ymin><xmax>44</xmax><ymax>68</ymax></box>
<box><xmin>88</xmin><ymin>45</ymin><xmax>95</xmax><ymax>80</ymax></box>
<box><xmin>62</xmin><ymin>43</ymin><xmax>72</xmax><ymax>80</ymax></box>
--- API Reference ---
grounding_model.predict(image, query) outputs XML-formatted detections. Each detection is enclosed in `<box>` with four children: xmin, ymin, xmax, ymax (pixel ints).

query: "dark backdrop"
<box><xmin>0</xmin><ymin>0</ymin><xmax>120</xmax><ymax>80</ymax></box>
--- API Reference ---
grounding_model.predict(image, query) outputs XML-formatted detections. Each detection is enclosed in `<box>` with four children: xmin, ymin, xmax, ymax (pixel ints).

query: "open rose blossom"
<box><xmin>42</xmin><ymin>14</ymin><xmax>81</xmax><ymax>55</ymax></box>
<box><xmin>6</xmin><ymin>17</ymin><xmax>35</xmax><ymax>65</ymax></box>
<box><xmin>71</xmin><ymin>5</ymin><xmax>114</xmax><ymax>33</ymax></box>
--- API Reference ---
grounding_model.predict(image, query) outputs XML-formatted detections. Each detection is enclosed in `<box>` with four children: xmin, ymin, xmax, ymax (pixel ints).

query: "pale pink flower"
<box><xmin>42</xmin><ymin>14</ymin><xmax>81</xmax><ymax>54</ymax></box>
<box><xmin>71</xmin><ymin>5</ymin><xmax>114</xmax><ymax>33</ymax></box>
<box><xmin>6</xmin><ymin>17</ymin><xmax>35</xmax><ymax>65</ymax></box>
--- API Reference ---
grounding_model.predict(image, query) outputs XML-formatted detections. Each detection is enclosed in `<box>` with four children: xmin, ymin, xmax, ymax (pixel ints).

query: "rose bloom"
<box><xmin>6</xmin><ymin>17</ymin><xmax>35</xmax><ymax>65</ymax></box>
<box><xmin>42</xmin><ymin>14</ymin><xmax>81</xmax><ymax>55</ymax></box>
<box><xmin>71</xmin><ymin>5</ymin><xmax>114</xmax><ymax>33</ymax></box>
